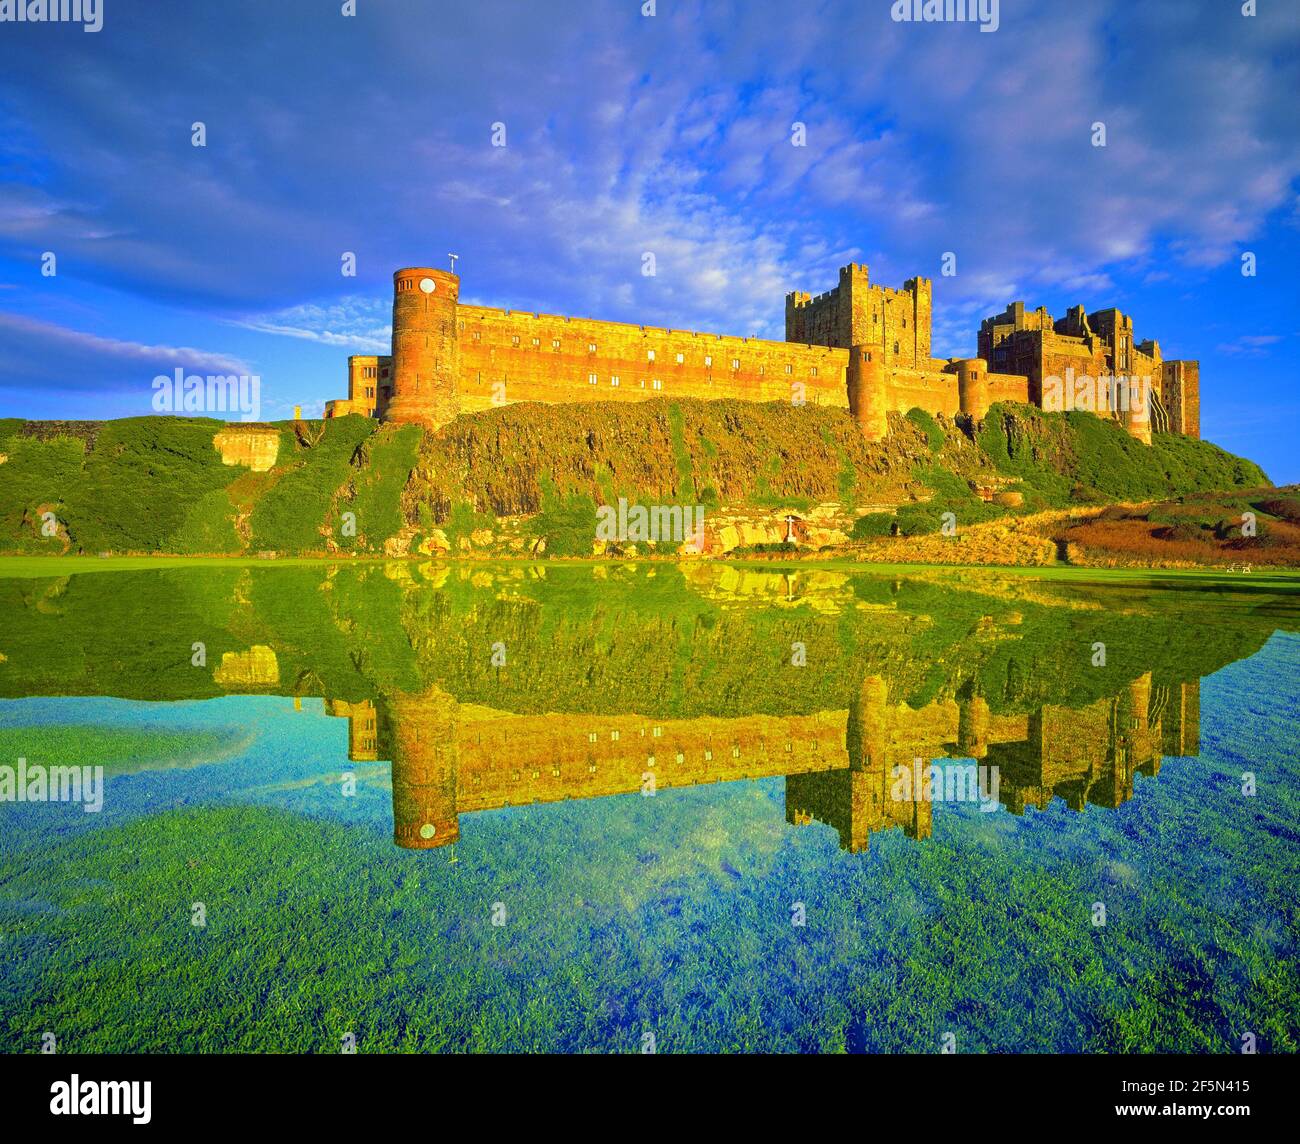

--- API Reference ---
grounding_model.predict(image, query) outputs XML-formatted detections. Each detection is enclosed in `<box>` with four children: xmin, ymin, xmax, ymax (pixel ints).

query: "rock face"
<box><xmin>213</xmin><ymin>645</ymin><xmax>280</xmax><ymax>687</ymax></box>
<box><xmin>213</xmin><ymin>428</ymin><xmax>280</xmax><ymax>472</ymax></box>
<box><xmin>698</xmin><ymin>506</ymin><xmax>850</xmax><ymax>555</ymax></box>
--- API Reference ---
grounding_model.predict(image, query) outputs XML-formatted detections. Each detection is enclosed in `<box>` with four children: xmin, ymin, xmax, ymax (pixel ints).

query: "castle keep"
<box><xmin>325</xmin><ymin>264</ymin><xmax>1200</xmax><ymax>444</ymax></box>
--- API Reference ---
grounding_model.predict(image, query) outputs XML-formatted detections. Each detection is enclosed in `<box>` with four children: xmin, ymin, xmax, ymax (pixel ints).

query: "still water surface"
<box><xmin>1</xmin><ymin>562</ymin><xmax>1297</xmax><ymax>1052</ymax></box>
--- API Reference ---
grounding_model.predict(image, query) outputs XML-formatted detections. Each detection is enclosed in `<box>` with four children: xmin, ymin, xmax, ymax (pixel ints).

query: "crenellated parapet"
<box><xmin>322</xmin><ymin>264</ymin><xmax>1203</xmax><ymax>447</ymax></box>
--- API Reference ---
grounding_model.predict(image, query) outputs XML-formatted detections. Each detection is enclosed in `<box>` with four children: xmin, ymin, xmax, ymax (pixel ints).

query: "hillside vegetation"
<box><xmin>0</xmin><ymin>400</ymin><xmax>1275</xmax><ymax>563</ymax></box>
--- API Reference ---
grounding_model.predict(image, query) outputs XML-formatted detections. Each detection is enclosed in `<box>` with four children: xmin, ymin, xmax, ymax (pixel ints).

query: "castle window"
<box><xmin>588</xmin><ymin>343</ymin><xmax>597</xmax><ymax>353</ymax></box>
<box><xmin>588</xmin><ymin>373</ymin><xmax>598</xmax><ymax>385</ymax></box>
<box><xmin>675</xmin><ymin>353</ymin><xmax>684</xmax><ymax>364</ymax></box>
<box><xmin>873</xmin><ymin>312</ymin><xmax>878</xmax><ymax>323</ymax></box>
<box><xmin>811</xmin><ymin>367</ymin><xmax>818</xmax><ymax>377</ymax></box>
<box><xmin>588</xmin><ymin>732</ymin><xmax>597</xmax><ymax>743</ymax></box>
<box><xmin>902</xmin><ymin>318</ymin><xmax>907</xmax><ymax>328</ymax></box>
<box><xmin>704</xmin><ymin>355</ymin><xmax>712</xmax><ymax>367</ymax></box>
<box><xmin>458</xmin><ymin>320</ymin><xmax>465</xmax><ymax>330</ymax></box>
<box><xmin>472</xmin><ymin>331</ymin><xmax>481</xmax><ymax>341</ymax></box>
<box><xmin>552</xmin><ymin>339</ymin><xmax>561</xmax><ymax>350</ymax></box>
<box><xmin>610</xmin><ymin>730</ymin><xmax>620</xmax><ymax>741</ymax></box>
<box><xmin>784</xmin><ymin>364</ymin><xmax>792</xmax><ymax>374</ymax></box>
<box><xmin>511</xmin><ymin>335</ymin><xmax>520</xmax><ymax>346</ymax></box>
<box><xmin>647</xmin><ymin>349</ymin><xmax>655</xmax><ymax>362</ymax></box>
<box><xmin>704</xmin><ymin>749</ymin><xmax>712</xmax><ymax>761</ymax></box>
<box><xmin>731</xmin><ymin>358</ymin><xmax>740</xmax><ymax>370</ymax></box>
<box><xmin>532</xmin><ymin>337</ymin><xmax>540</xmax><ymax>347</ymax></box>
<box><xmin>893</xmin><ymin>342</ymin><xmax>899</xmax><ymax>354</ymax></box>
<box><xmin>611</xmin><ymin>375</ymin><xmax>620</xmax><ymax>387</ymax></box>
<box><xmin>652</xmin><ymin>378</ymin><xmax>662</xmax><ymax>390</ymax></box>
<box><xmin>653</xmin><ymin>726</ymin><xmax>662</xmax><ymax>737</ymax></box>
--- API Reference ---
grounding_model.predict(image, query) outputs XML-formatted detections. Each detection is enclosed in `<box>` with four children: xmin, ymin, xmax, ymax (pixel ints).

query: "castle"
<box><xmin>324</xmin><ymin>670</ymin><xmax>1198</xmax><ymax>854</ymax></box>
<box><xmin>325</xmin><ymin>264</ymin><xmax>1200</xmax><ymax>444</ymax></box>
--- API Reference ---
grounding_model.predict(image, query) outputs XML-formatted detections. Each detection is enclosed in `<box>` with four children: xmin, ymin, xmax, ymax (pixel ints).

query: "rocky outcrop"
<box><xmin>213</xmin><ymin>645</ymin><xmax>281</xmax><ymax>687</ymax></box>
<box><xmin>213</xmin><ymin>428</ymin><xmax>280</xmax><ymax>472</ymax></box>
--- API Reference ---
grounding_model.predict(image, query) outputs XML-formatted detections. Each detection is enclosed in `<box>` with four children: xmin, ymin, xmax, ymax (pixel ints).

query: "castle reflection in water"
<box><xmin>316</xmin><ymin>671</ymin><xmax>1199</xmax><ymax>853</ymax></box>
<box><xmin>4</xmin><ymin>561</ymin><xmax>1259</xmax><ymax>858</ymax></box>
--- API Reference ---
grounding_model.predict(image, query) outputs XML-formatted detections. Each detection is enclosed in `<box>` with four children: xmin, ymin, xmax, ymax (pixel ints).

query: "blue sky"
<box><xmin>0</xmin><ymin>0</ymin><xmax>1296</xmax><ymax>479</ymax></box>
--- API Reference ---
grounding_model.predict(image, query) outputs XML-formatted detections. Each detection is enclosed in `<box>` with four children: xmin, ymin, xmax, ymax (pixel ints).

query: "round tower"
<box><xmin>846</xmin><ymin>674</ymin><xmax>888</xmax><ymax>773</ymax></box>
<box><xmin>385</xmin><ymin>267</ymin><xmax>460</xmax><ymax>429</ymax></box>
<box><xmin>383</xmin><ymin>686</ymin><xmax>460</xmax><ymax>849</ymax></box>
<box><xmin>955</xmin><ymin>358</ymin><xmax>990</xmax><ymax>422</ymax></box>
<box><xmin>957</xmin><ymin>694</ymin><xmax>990</xmax><ymax>760</ymax></box>
<box><xmin>845</xmin><ymin>347</ymin><xmax>887</xmax><ymax>442</ymax></box>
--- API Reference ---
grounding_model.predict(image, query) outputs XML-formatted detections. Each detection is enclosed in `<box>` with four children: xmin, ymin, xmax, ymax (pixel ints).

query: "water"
<box><xmin>1</xmin><ymin>561</ymin><xmax>1297</xmax><ymax>1053</ymax></box>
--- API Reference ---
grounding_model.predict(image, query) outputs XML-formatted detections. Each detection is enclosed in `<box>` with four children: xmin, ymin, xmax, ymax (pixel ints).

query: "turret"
<box><xmin>385</xmin><ymin>267</ymin><xmax>460</xmax><ymax>429</ymax></box>
<box><xmin>954</xmin><ymin>357</ymin><xmax>990</xmax><ymax>422</ymax></box>
<box><xmin>957</xmin><ymin>693</ymin><xmax>990</xmax><ymax>760</ymax></box>
<box><xmin>846</xmin><ymin>674</ymin><xmax>888</xmax><ymax>774</ymax></box>
<box><xmin>846</xmin><ymin>347</ymin><xmax>887</xmax><ymax>442</ymax></box>
<box><xmin>383</xmin><ymin>685</ymin><xmax>460</xmax><ymax>849</ymax></box>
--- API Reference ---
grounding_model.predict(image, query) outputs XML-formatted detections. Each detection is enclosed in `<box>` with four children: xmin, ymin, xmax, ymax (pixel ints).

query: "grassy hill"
<box><xmin>0</xmin><ymin>400</ymin><xmax>1275</xmax><ymax>562</ymax></box>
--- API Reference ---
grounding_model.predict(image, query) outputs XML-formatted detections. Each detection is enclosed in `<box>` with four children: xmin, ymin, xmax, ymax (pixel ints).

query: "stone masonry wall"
<box><xmin>456</xmin><ymin>305</ymin><xmax>851</xmax><ymax>412</ymax></box>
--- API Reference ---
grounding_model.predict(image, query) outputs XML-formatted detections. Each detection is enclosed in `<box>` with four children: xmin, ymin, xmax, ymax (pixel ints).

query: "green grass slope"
<box><xmin>0</xmin><ymin>401</ymin><xmax>1272</xmax><ymax>558</ymax></box>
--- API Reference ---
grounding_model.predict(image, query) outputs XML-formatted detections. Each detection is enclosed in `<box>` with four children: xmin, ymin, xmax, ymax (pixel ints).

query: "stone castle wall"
<box><xmin>324</xmin><ymin>674</ymin><xmax>1198</xmax><ymax>852</ymax></box>
<box><xmin>1161</xmin><ymin>360</ymin><xmax>1201</xmax><ymax>439</ymax></box>
<box><xmin>456</xmin><ymin>305</ymin><xmax>849</xmax><ymax>412</ymax></box>
<box><xmin>323</xmin><ymin>265</ymin><xmax>1198</xmax><ymax>446</ymax></box>
<box><xmin>979</xmin><ymin>299</ymin><xmax>1200</xmax><ymax>440</ymax></box>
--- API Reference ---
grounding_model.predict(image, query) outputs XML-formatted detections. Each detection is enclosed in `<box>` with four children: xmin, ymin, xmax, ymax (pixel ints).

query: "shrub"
<box><xmin>851</xmin><ymin>512</ymin><xmax>897</xmax><ymax>540</ymax></box>
<box><xmin>905</xmin><ymin>407</ymin><xmax>945</xmax><ymax>453</ymax></box>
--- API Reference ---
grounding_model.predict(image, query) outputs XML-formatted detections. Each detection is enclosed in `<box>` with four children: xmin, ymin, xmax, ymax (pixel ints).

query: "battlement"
<box><xmin>320</xmin><ymin>671</ymin><xmax>1199</xmax><ymax>854</ymax></box>
<box><xmin>323</xmin><ymin>264</ymin><xmax>1201</xmax><ymax>445</ymax></box>
<box><xmin>783</xmin><ymin>264</ymin><xmax>933</xmax><ymax>371</ymax></box>
<box><xmin>979</xmin><ymin>298</ymin><xmax>1199</xmax><ymax>441</ymax></box>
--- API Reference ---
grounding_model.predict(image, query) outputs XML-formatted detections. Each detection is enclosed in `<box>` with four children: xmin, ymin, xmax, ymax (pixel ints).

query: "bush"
<box><xmin>1156</xmin><ymin>520</ymin><xmax>1206</xmax><ymax>544</ymax></box>
<box><xmin>851</xmin><ymin>512</ymin><xmax>897</xmax><ymax>540</ymax></box>
<box><xmin>1255</xmin><ymin>496</ymin><xmax>1300</xmax><ymax>524</ymax></box>
<box><xmin>533</xmin><ymin>475</ymin><xmax>599</xmax><ymax>557</ymax></box>
<box><xmin>894</xmin><ymin>503</ymin><xmax>946</xmax><ymax>536</ymax></box>
<box><xmin>905</xmin><ymin>407</ymin><xmax>945</xmax><ymax>453</ymax></box>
